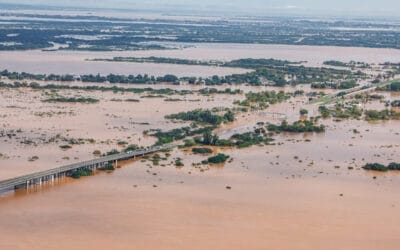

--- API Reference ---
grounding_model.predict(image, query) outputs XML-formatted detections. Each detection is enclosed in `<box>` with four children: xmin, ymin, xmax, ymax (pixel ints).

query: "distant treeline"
<box><xmin>0</xmin><ymin>81</ymin><xmax>243</xmax><ymax>97</ymax></box>
<box><xmin>0</xmin><ymin>58</ymin><xmax>362</xmax><ymax>87</ymax></box>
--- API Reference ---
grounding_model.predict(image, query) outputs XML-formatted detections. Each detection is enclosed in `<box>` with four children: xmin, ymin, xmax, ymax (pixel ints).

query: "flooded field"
<box><xmin>0</xmin><ymin>74</ymin><xmax>400</xmax><ymax>249</ymax></box>
<box><xmin>0</xmin><ymin>27</ymin><xmax>400</xmax><ymax>250</ymax></box>
<box><xmin>0</xmin><ymin>44</ymin><xmax>399</xmax><ymax>76</ymax></box>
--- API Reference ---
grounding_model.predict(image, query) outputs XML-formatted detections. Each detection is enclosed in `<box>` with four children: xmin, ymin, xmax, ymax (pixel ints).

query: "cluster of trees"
<box><xmin>192</xmin><ymin>147</ymin><xmax>213</xmax><ymax>154</ymax></box>
<box><xmin>70</xmin><ymin>169</ymin><xmax>93</xmax><ymax>179</ymax></box>
<box><xmin>88</xmin><ymin>60</ymin><xmax>381</xmax><ymax>90</ymax></box>
<box><xmin>0</xmin><ymin>70</ymin><xmax>181</xmax><ymax>84</ymax></box>
<box><xmin>230</xmin><ymin>129</ymin><xmax>274</xmax><ymax>148</ymax></box>
<box><xmin>311</xmin><ymin>80</ymin><xmax>358</xmax><ymax>90</ymax></box>
<box><xmin>364</xmin><ymin>109</ymin><xmax>400</xmax><ymax>121</ymax></box>
<box><xmin>363</xmin><ymin>162</ymin><xmax>400</xmax><ymax>172</ymax></box>
<box><xmin>1</xmin><ymin>70</ymin><xmax>47</xmax><ymax>81</ymax></box>
<box><xmin>151</xmin><ymin>126</ymin><xmax>212</xmax><ymax>145</ymax></box>
<box><xmin>93</xmin><ymin>57</ymin><xmax>223</xmax><ymax>67</ymax></box>
<box><xmin>388</xmin><ymin>100</ymin><xmax>400</xmax><ymax>107</ymax></box>
<box><xmin>267</xmin><ymin>119</ymin><xmax>325</xmax><ymax>133</ymax></box>
<box><xmin>43</xmin><ymin>96</ymin><xmax>99</xmax><ymax>104</ymax></box>
<box><xmin>81</xmin><ymin>74</ymin><xmax>178</xmax><ymax>84</ymax></box>
<box><xmin>300</xmin><ymin>109</ymin><xmax>309</xmax><ymax>115</ymax></box>
<box><xmin>388</xmin><ymin>81</ymin><xmax>400</xmax><ymax>91</ymax></box>
<box><xmin>377</xmin><ymin>81</ymin><xmax>400</xmax><ymax>91</ymax></box>
<box><xmin>199</xmin><ymin>129</ymin><xmax>222</xmax><ymax>146</ymax></box>
<box><xmin>319</xmin><ymin>103</ymin><xmax>363</xmax><ymax>119</ymax></box>
<box><xmin>198</xmin><ymin>88</ymin><xmax>242</xmax><ymax>95</ymax></box>
<box><xmin>318</xmin><ymin>106</ymin><xmax>330</xmax><ymax>118</ymax></box>
<box><xmin>223</xmin><ymin>58</ymin><xmax>296</xmax><ymax>69</ymax></box>
<box><xmin>203</xmin><ymin>154</ymin><xmax>230</xmax><ymax>164</ymax></box>
<box><xmin>166</xmin><ymin>109</ymin><xmax>235</xmax><ymax>126</ymax></box>
<box><xmin>194</xmin><ymin>127</ymin><xmax>273</xmax><ymax>149</ymax></box>
<box><xmin>319</xmin><ymin>105</ymin><xmax>400</xmax><ymax>121</ymax></box>
<box><xmin>323</xmin><ymin>61</ymin><xmax>349</xmax><ymax>67</ymax></box>
<box><xmin>235</xmin><ymin>90</ymin><xmax>290</xmax><ymax>110</ymax></box>
<box><xmin>0</xmin><ymin>81</ymin><xmax>194</xmax><ymax>96</ymax></box>
<box><xmin>0</xmin><ymin>57</ymin><xmax>361</xmax><ymax>87</ymax></box>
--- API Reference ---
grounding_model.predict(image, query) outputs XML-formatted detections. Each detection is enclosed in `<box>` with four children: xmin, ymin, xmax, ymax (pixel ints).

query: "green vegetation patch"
<box><xmin>43</xmin><ymin>96</ymin><xmax>99</xmax><ymax>104</ymax></box>
<box><xmin>150</xmin><ymin>126</ymin><xmax>212</xmax><ymax>145</ymax></box>
<box><xmin>365</xmin><ymin>109</ymin><xmax>400</xmax><ymax>121</ymax></box>
<box><xmin>267</xmin><ymin>118</ymin><xmax>325</xmax><ymax>133</ymax></box>
<box><xmin>377</xmin><ymin>80</ymin><xmax>400</xmax><ymax>92</ymax></box>
<box><xmin>204</xmin><ymin>154</ymin><xmax>230</xmax><ymax>164</ymax></box>
<box><xmin>192</xmin><ymin>147</ymin><xmax>213</xmax><ymax>154</ymax></box>
<box><xmin>319</xmin><ymin>103</ymin><xmax>363</xmax><ymax>119</ymax></box>
<box><xmin>70</xmin><ymin>168</ymin><xmax>93</xmax><ymax>179</ymax></box>
<box><xmin>166</xmin><ymin>109</ymin><xmax>235</xmax><ymax>126</ymax></box>
<box><xmin>363</xmin><ymin>163</ymin><xmax>400</xmax><ymax>172</ymax></box>
<box><xmin>235</xmin><ymin>90</ymin><xmax>290</xmax><ymax>110</ymax></box>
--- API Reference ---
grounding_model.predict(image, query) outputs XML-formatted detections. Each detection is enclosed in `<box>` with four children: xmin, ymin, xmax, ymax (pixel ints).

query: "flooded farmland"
<box><xmin>0</xmin><ymin>73</ymin><xmax>400</xmax><ymax>249</ymax></box>
<box><xmin>1</xmin><ymin>6</ymin><xmax>400</xmax><ymax>250</ymax></box>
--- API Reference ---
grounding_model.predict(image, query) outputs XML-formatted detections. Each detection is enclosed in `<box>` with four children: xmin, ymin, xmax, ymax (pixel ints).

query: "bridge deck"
<box><xmin>0</xmin><ymin>145</ymin><xmax>174</xmax><ymax>191</ymax></box>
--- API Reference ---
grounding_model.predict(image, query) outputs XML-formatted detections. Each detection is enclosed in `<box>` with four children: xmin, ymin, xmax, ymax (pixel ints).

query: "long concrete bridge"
<box><xmin>0</xmin><ymin>144</ymin><xmax>175</xmax><ymax>192</ymax></box>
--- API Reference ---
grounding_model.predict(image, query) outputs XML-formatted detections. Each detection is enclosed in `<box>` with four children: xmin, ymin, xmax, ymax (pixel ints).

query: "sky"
<box><xmin>0</xmin><ymin>0</ymin><xmax>399</xmax><ymax>17</ymax></box>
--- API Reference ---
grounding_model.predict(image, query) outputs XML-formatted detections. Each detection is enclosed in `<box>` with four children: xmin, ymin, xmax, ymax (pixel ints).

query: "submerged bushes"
<box><xmin>166</xmin><ymin>109</ymin><xmax>234</xmax><ymax>126</ymax></box>
<box><xmin>267</xmin><ymin>119</ymin><xmax>325</xmax><ymax>133</ymax></box>
<box><xmin>204</xmin><ymin>154</ymin><xmax>230</xmax><ymax>164</ymax></box>
<box><xmin>362</xmin><ymin>162</ymin><xmax>400</xmax><ymax>172</ymax></box>
<box><xmin>70</xmin><ymin>169</ymin><xmax>93</xmax><ymax>179</ymax></box>
<box><xmin>192</xmin><ymin>147</ymin><xmax>213</xmax><ymax>154</ymax></box>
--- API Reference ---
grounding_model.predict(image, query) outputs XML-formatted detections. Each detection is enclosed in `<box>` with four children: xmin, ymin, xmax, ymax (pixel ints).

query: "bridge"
<box><xmin>0</xmin><ymin>144</ymin><xmax>175</xmax><ymax>192</ymax></box>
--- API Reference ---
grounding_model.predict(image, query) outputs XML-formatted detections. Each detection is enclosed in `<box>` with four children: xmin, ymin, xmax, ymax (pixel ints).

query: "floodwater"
<box><xmin>126</xmin><ymin>43</ymin><xmax>400</xmax><ymax>66</ymax></box>
<box><xmin>0</xmin><ymin>49</ymin><xmax>249</xmax><ymax>77</ymax></box>
<box><xmin>1</xmin><ymin>39</ymin><xmax>400</xmax><ymax>249</ymax></box>
<box><xmin>0</xmin><ymin>81</ymin><xmax>400</xmax><ymax>249</ymax></box>
<box><xmin>0</xmin><ymin>86</ymin><xmax>240</xmax><ymax>179</ymax></box>
<box><xmin>0</xmin><ymin>43</ymin><xmax>399</xmax><ymax>77</ymax></box>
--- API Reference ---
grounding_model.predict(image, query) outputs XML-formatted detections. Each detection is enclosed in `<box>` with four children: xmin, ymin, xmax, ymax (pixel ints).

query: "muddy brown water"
<box><xmin>0</xmin><ymin>46</ymin><xmax>400</xmax><ymax>249</ymax></box>
<box><xmin>0</xmin><ymin>43</ymin><xmax>399</xmax><ymax>77</ymax></box>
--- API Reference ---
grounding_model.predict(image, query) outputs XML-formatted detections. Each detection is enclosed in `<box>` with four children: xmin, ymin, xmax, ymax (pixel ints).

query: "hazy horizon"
<box><xmin>1</xmin><ymin>0</ymin><xmax>400</xmax><ymax>17</ymax></box>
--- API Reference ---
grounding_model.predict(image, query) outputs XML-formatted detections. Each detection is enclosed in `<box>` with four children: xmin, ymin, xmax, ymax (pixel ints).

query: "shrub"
<box><xmin>70</xmin><ymin>169</ymin><xmax>93</xmax><ymax>179</ymax></box>
<box><xmin>362</xmin><ymin>163</ymin><xmax>388</xmax><ymax>172</ymax></box>
<box><xmin>105</xmin><ymin>149</ymin><xmax>120</xmax><ymax>156</ymax></box>
<box><xmin>183</xmin><ymin>139</ymin><xmax>196</xmax><ymax>147</ymax></box>
<box><xmin>267</xmin><ymin>119</ymin><xmax>325</xmax><ymax>133</ymax></box>
<box><xmin>59</xmin><ymin>145</ymin><xmax>72</xmax><ymax>150</ymax></box>
<box><xmin>387</xmin><ymin>162</ymin><xmax>400</xmax><ymax>170</ymax></box>
<box><xmin>300</xmin><ymin>109</ymin><xmax>309</xmax><ymax>115</ymax></box>
<box><xmin>175</xmin><ymin>158</ymin><xmax>184</xmax><ymax>167</ymax></box>
<box><xmin>206</xmin><ymin>154</ymin><xmax>230</xmax><ymax>164</ymax></box>
<box><xmin>192</xmin><ymin>147</ymin><xmax>213</xmax><ymax>154</ymax></box>
<box><xmin>166</xmin><ymin>109</ymin><xmax>234</xmax><ymax>126</ymax></box>
<box><xmin>318</xmin><ymin>106</ymin><xmax>330</xmax><ymax>118</ymax></box>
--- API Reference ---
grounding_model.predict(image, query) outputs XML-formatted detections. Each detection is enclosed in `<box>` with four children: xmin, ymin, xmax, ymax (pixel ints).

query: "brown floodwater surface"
<box><xmin>1</xmin><ymin>145</ymin><xmax>400</xmax><ymax>250</ymax></box>
<box><xmin>1</xmin><ymin>47</ymin><xmax>400</xmax><ymax>249</ymax></box>
<box><xmin>0</xmin><ymin>44</ymin><xmax>399</xmax><ymax>76</ymax></box>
